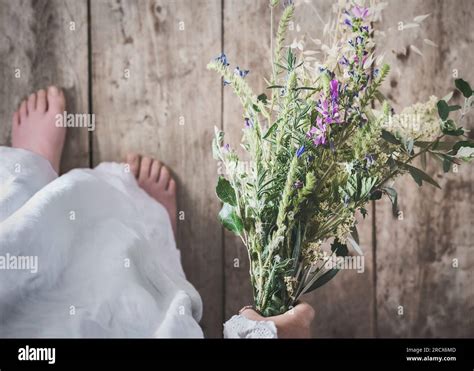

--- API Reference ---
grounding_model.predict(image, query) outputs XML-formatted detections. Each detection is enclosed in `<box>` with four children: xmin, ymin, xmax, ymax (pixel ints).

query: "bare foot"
<box><xmin>11</xmin><ymin>86</ymin><xmax>66</xmax><ymax>174</ymax></box>
<box><xmin>126</xmin><ymin>154</ymin><xmax>177</xmax><ymax>236</ymax></box>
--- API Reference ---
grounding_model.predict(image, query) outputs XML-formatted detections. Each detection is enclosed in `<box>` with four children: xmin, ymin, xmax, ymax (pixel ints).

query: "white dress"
<box><xmin>0</xmin><ymin>147</ymin><xmax>277</xmax><ymax>338</ymax></box>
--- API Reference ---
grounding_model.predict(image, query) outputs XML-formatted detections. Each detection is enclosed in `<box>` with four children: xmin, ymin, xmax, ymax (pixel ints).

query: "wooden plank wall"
<box><xmin>0</xmin><ymin>0</ymin><xmax>89</xmax><ymax>171</ymax></box>
<box><xmin>90</xmin><ymin>0</ymin><xmax>223</xmax><ymax>338</ymax></box>
<box><xmin>375</xmin><ymin>0</ymin><xmax>474</xmax><ymax>337</ymax></box>
<box><xmin>0</xmin><ymin>0</ymin><xmax>472</xmax><ymax>338</ymax></box>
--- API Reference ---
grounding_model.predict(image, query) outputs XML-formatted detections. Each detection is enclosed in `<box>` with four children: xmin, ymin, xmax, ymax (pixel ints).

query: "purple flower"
<box><xmin>223</xmin><ymin>143</ymin><xmax>230</xmax><ymax>152</ymax></box>
<box><xmin>344</xmin><ymin>18</ymin><xmax>352</xmax><ymax>27</ymax></box>
<box><xmin>339</xmin><ymin>56</ymin><xmax>349</xmax><ymax>66</ymax></box>
<box><xmin>234</xmin><ymin>66</ymin><xmax>249</xmax><ymax>78</ymax></box>
<box><xmin>296</xmin><ymin>145</ymin><xmax>306</xmax><ymax>158</ymax></box>
<box><xmin>344</xmin><ymin>194</ymin><xmax>350</xmax><ymax>206</ymax></box>
<box><xmin>244</xmin><ymin>117</ymin><xmax>253</xmax><ymax>128</ymax></box>
<box><xmin>352</xmin><ymin>6</ymin><xmax>369</xmax><ymax>19</ymax></box>
<box><xmin>293</xmin><ymin>180</ymin><xmax>303</xmax><ymax>189</ymax></box>
<box><xmin>215</xmin><ymin>53</ymin><xmax>229</xmax><ymax>66</ymax></box>
<box><xmin>330</xmin><ymin>79</ymin><xmax>339</xmax><ymax>102</ymax></box>
<box><xmin>316</xmin><ymin>99</ymin><xmax>340</xmax><ymax>124</ymax></box>
<box><xmin>365</xmin><ymin>154</ymin><xmax>375</xmax><ymax>168</ymax></box>
<box><xmin>316</xmin><ymin>99</ymin><xmax>329</xmax><ymax>117</ymax></box>
<box><xmin>307</xmin><ymin>117</ymin><xmax>327</xmax><ymax>147</ymax></box>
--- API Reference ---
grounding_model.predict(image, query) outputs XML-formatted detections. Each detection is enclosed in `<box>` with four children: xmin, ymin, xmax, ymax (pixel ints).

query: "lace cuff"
<box><xmin>223</xmin><ymin>315</ymin><xmax>278</xmax><ymax>338</ymax></box>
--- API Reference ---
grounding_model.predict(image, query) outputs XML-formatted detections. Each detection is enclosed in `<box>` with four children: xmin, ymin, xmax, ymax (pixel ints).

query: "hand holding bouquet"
<box><xmin>208</xmin><ymin>0</ymin><xmax>473</xmax><ymax>317</ymax></box>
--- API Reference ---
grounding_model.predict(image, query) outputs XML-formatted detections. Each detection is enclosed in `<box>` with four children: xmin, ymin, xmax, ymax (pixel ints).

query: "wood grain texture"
<box><xmin>222</xmin><ymin>0</ymin><xmax>271</xmax><ymax>326</ymax></box>
<box><xmin>0</xmin><ymin>0</ymin><xmax>89</xmax><ymax>172</ymax></box>
<box><xmin>90</xmin><ymin>0</ymin><xmax>224</xmax><ymax>337</ymax></box>
<box><xmin>222</xmin><ymin>0</ymin><xmax>375</xmax><ymax>337</ymax></box>
<box><xmin>374</xmin><ymin>0</ymin><xmax>474</xmax><ymax>337</ymax></box>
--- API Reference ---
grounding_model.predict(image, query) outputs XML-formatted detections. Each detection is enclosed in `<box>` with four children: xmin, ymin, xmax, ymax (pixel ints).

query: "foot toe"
<box><xmin>27</xmin><ymin>93</ymin><xmax>36</xmax><ymax>113</ymax></box>
<box><xmin>150</xmin><ymin>160</ymin><xmax>161</xmax><ymax>181</ymax></box>
<box><xmin>167</xmin><ymin>178</ymin><xmax>177</xmax><ymax>194</ymax></box>
<box><xmin>138</xmin><ymin>156</ymin><xmax>152</xmax><ymax>183</ymax></box>
<box><xmin>19</xmin><ymin>100</ymin><xmax>28</xmax><ymax>121</ymax></box>
<box><xmin>47</xmin><ymin>86</ymin><xmax>65</xmax><ymax>113</ymax></box>
<box><xmin>36</xmin><ymin>89</ymin><xmax>47</xmax><ymax>112</ymax></box>
<box><xmin>126</xmin><ymin>153</ymin><xmax>140</xmax><ymax>177</ymax></box>
<box><xmin>12</xmin><ymin>111</ymin><xmax>19</xmax><ymax>127</ymax></box>
<box><xmin>158</xmin><ymin>166</ymin><xmax>171</xmax><ymax>189</ymax></box>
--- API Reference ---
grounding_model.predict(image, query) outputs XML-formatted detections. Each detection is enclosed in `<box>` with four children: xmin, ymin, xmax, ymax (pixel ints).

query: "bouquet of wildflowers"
<box><xmin>208</xmin><ymin>0</ymin><xmax>473</xmax><ymax>316</ymax></box>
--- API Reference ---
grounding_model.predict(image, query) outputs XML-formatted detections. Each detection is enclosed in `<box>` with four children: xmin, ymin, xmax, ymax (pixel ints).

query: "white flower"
<box><xmin>384</xmin><ymin>96</ymin><xmax>442</xmax><ymax>141</ymax></box>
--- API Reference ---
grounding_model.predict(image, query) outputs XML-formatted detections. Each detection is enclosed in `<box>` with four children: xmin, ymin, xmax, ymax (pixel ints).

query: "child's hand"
<box><xmin>240</xmin><ymin>301</ymin><xmax>315</xmax><ymax>338</ymax></box>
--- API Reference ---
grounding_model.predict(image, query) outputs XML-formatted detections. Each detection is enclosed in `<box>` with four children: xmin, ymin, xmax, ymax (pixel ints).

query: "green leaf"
<box><xmin>350</xmin><ymin>224</ymin><xmax>360</xmax><ymax>245</ymax></box>
<box><xmin>305</xmin><ymin>268</ymin><xmax>339</xmax><ymax>293</ymax></box>
<box><xmin>448</xmin><ymin>104</ymin><xmax>462</xmax><ymax>112</ymax></box>
<box><xmin>331</xmin><ymin>239</ymin><xmax>349</xmax><ymax>257</ymax></box>
<box><xmin>257</xmin><ymin>93</ymin><xmax>268</xmax><ymax>104</ymax></box>
<box><xmin>218</xmin><ymin>203</ymin><xmax>243</xmax><ymax>235</ymax></box>
<box><xmin>398</xmin><ymin>161</ymin><xmax>441</xmax><ymax>188</ymax></box>
<box><xmin>441</xmin><ymin>119</ymin><xmax>464</xmax><ymax>136</ymax></box>
<box><xmin>382</xmin><ymin>186</ymin><xmax>399</xmax><ymax>217</ymax></box>
<box><xmin>212</xmin><ymin>127</ymin><xmax>224</xmax><ymax>160</ymax></box>
<box><xmin>304</xmin><ymin>240</ymin><xmax>349</xmax><ymax>294</ymax></box>
<box><xmin>455</xmin><ymin>78</ymin><xmax>473</xmax><ymax>98</ymax></box>
<box><xmin>360</xmin><ymin>177</ymin><xmax>378</xmax><ymax>199</ymax></box>
<box><xmin>455</xmin><ymin>146</ymin><xmax>474</xmax><ymax>161</ymax></box>
<box><xmin>452</xmin><ymin>140</ymin><xmax>474</xmax><ymax>153</ymax></box>
<box><xmin>263</xmin><ymin>120</ymin><xmax>280</xmax><ymax>139</ymax></box>
<box><xmin>381</xmin><ymin>129</ymin><xmax>401</xmax><ymax>145</ymax></box>
<box><xmin>442</xmin><ymin>156</ymin><xmax>452</xmax><ymax>172</ymax></box>
<box><xmin>216</xmin><ymin>176</ymin><xmax>237</xmax><ymax>206</ymax></box>
<box><xmin>415</xmin><ymin>141</ymin><xmax>453</xmax><ymax>151</ymax></box>
<box><xmin>437</xmin><ymin>100</ymin><xmax>450</xmax><ymax>120</ymax></box>
<box><xmin>293</xmin><ymin>86</ymin><xmax>318</xmax><ymax>91</ymax></box>
<box><xmin>421</xmin><ymin>151</ymin><xmax>427</xmax><ymax>170</ymax></box>
<box><xmin>405</xmin><ymin>138</ymin><xmax>414</xmax><ymax>154</ymax></box>
<box><xmin>369</xmin><ymin>189</ymin><xmax>383</xmax><ymax>200</ymax></box>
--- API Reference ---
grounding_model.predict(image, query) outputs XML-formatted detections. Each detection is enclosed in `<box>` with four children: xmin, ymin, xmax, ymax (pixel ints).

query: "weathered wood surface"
<box><xmin>222</xmin><ymin>0</ymin><xmax>271</xmax><ymax>330</ymax></box>
<box><xmin>375</xmin><ymin>0</ymin><xmax>474</xmax><ymax>337</ymax></box>
<box><xmin>0</xmin><ymin>0</ymin><xmax>471</xmax><ymax>338</ymax></box>
<box><xmin>0</xmin><ymin>0</ymin><xmax>89</xmax><ymax>172</ymax></box>
<box><xmin>90</xmin><ymin>0</ymin><xmax>223</xmax><ymax>337</ymax></box>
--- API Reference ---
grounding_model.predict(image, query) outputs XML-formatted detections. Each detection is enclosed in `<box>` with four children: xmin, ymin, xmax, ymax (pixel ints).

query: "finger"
<box><xmin>291</xmin><ymin>302</ymin><xmax>315</xmax><ymax>322</ymax></box>
<box><xmin>240</xmin><ymin>308</ymin><xmax>264</xmax><ymax>322</ymax></box>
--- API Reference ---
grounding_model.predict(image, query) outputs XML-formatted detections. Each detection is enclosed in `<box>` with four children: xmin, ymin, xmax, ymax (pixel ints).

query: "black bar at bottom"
<box><xmin>0</xmin><ymin>338</ymin><xmax>471</xmax><ymax>368</ymax></box>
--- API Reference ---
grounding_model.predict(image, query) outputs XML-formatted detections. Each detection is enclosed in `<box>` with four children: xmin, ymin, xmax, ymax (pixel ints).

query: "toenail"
<box><xmin>48</xmin><ymin>86</ymin><xmax>59</xmax><ymax>95</ymax></box>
